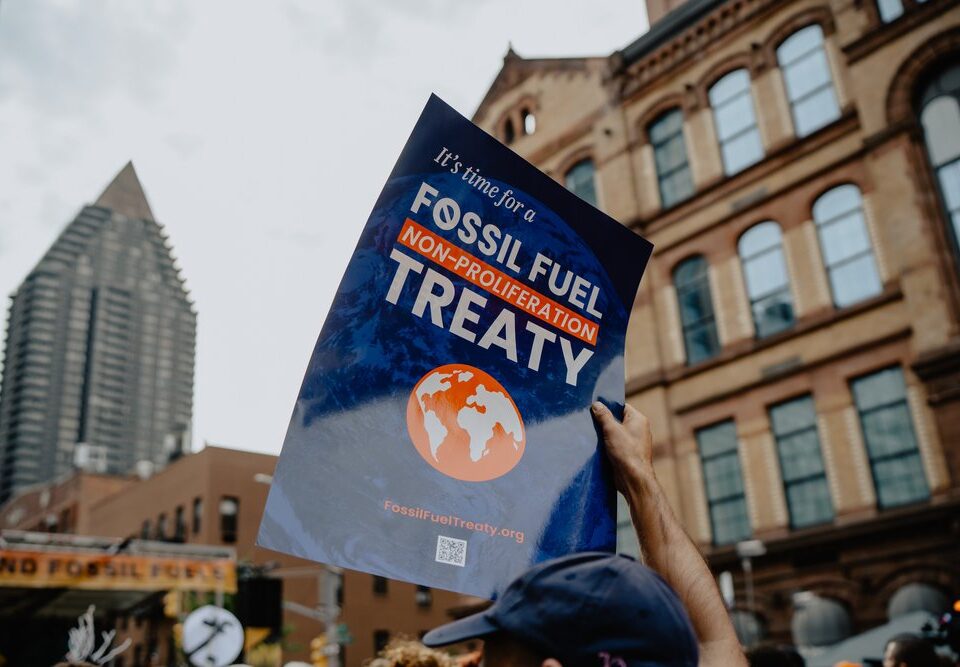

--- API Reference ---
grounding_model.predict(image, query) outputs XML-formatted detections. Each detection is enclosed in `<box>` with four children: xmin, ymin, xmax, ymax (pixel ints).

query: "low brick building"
<box><xmin>1</xmin><ymin>471</ymin><xmax>133</xmax><ymax>535</ymax></box>
<box><xmin>1</xmin><ymin>446</ymin><xmax>462</xmax><ymax>666</ymax></box>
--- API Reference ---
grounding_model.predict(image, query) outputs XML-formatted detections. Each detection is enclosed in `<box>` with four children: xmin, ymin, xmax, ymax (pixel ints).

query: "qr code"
<box><xmin>435</xmin><ymin>535</ymin><xmax>467</xmax><ymax>567</ymax></box>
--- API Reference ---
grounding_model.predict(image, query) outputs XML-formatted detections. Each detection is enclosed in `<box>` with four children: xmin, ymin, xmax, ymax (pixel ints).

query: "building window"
<box><xmin>373</xmin><ymin>575</ymin><xmax>388</xmax><ymax>595</ymax></box>
<box><xmin>155</xmin><ymin>513</ymin><xmax>167</xmax><ymax>541</ymax></box>
<box><xmin>674</xmin><ymin>256</ymin><xmax>720</xmax><ymax>365</ymax></box>
<box><xmin>852</xmin><ymin>367</ymin><xmax>929</xmax><ymax>509</ymax></box>
<box><xmin>565</xmin><ymin>159</ymin><xmax>598</xmax><ymax>207</ymax></box>
<box><xmin>697</xmin><ymin>420</ymin><xmax>751</xmax><ymax>546</ymax></box>
<box><xmin>503</xmin><ymin>118</ymin><xmax>515</xmax><ymax>145</ymax></box>
<box><xmin>415</xmin><ymin>585</ymin><xmax>432</xmax><ymax>607</ymax></box>
<box><xmin>616</xmin><ymin>492</ymin><xmax>640</xmax><ymax>558</ymax></box>
<box><xmin>776</xmin><ymin>25</ymin><xmax>841</xmax><ymax>137</ymax></box>
<box><xmin>649</xmin><ymin>109</ymin><xmax>694</xmax><ymax>208</ymax></box>
<box><xmin>877</xmin><ymin>0</ymin><xmax>905</xmax><ymax>22</ymax></box>
<box><xmin>770</xmin><ymin>396</ymin><xmax>833</xmax><ymax>528</ymax></box>
<box><xmin>708</xmin><ymin>69</ymin><xmax>764</xmax><ymax>175</ymax></box>
<box><xmin>174</xmin><ymin>505</ymin><xmax>186</xmax><ymax>542</ymax></box>
<box><xmin>192</xmin><ymin>497</ymin><xmax>202</xmax><ymax>534</ymax></box>
<box><xmin>919</xmin><ymin>64</ymin><xmax>960</xmax><ymax>258</ymax></box>
<box><xmin>219</xmin><ymin>496</ymin><xmax>239</xmax><ymax>544</ymax></box>
<box><xmin>812</xmin><ymin>184</ymin><xmax>882</xmax><ymax>307</ymax></box>
<box><xmin>739</xmin><ymin>222</ymin><xmax>794</xmax><ymax>338</ymax></box>
<box><xmin>792</xmin><ymin>596</ymin><xmax>853</xmax><ymax>647</ymax></box>
<box><xmin>522</xmin><ymin>109</ymin><xmax>536</xmax><ymax>135</ymax></box>
<box><xmin>374</xmin><ymin>630</ymin><xmax>390</xmax><ymax>654</ymax></box>
<box><xmin>141</xmin><ymin>519</ymin><xmax>151</xmax><ymax>539</ymax></box>
<box><xmin>876</xmin><ymin>0</ymin><xmax>928</xmax><ymax>22</ymax></box>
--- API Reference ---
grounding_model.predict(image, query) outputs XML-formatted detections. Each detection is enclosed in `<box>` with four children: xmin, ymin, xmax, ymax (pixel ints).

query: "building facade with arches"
<box><xmin>473</xmin><ymin>0</ymin><xmax>960</xmax><ymax>647</ymax></box>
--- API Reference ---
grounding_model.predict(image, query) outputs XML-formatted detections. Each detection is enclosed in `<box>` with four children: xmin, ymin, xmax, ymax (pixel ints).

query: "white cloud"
<box><xmin>0</xmin><ymin>0</ymin><xmax>648</xmax><ymax>455</ymax></box>
<box><xmin>0</xmin><ymin>0</ymin><xmax>188</xmax><ymax>113</ymax></box>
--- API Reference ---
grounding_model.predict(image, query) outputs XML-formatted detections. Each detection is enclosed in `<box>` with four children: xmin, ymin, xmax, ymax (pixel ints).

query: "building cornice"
<box><xmin>520</xmin><ymin>108</ymin><xmax>607</xmax><ymax>173</ymax></box>
<box><xmin>472</xmin><ymin>52</ymin><xmax>601</xmax><ymax>126</ymax></box>
<box><xmin>705</xmin><ymin>492</ymin><xmax>960</xmax><ymax>565</ymax></box>
<box><xmin>629</xmin><ymin>107</ymin><xmax>859</xmax><ymax>243</ymax></box>
<box><xmin>842</xmin><ymin>0</ymin><xmax>960</xmax><ymax>64</ymax></box>
<box><xmin>626</xmin><ymin>287</ymin><xmax>907</xmax><ymax>406</ymax></box>
<box><xmin>612</xmin><ymin>0</ymin><xmax>785</xmax><ymax>107</ymax></box>
<box><xmin>911</xmin><ymin>338</ymin><xmax>960</xmax><ymax>404</ymax></box>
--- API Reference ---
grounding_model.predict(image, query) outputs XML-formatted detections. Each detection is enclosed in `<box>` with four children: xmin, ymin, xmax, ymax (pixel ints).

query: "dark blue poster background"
<box><xmin>257</xmin><ymin>95</ymin><xmax>653</xmax><ymax>598</ymax></box>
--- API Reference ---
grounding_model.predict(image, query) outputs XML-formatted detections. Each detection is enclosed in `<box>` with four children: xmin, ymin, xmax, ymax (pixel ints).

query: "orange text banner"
<box><xmin>397</xmin><ymin>218</ymin><xmax>599</xmax><ymax>345</ymax></box>
<box><xmin>0</xmin><ymin>549</ymin><xmax>237</xmax><ymax>593</ymax></box>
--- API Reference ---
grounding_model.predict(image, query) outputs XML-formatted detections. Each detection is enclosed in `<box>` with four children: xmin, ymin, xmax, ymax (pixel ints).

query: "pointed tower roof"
<box><xmin>94</xmin><ymin>161</ymin><xmax>155</xmax><ymax>221</ymax></box>
<box><xmin>472</xmin><ymin>47</ymin><xmax>602</xmax><ymax>125</ymax></box>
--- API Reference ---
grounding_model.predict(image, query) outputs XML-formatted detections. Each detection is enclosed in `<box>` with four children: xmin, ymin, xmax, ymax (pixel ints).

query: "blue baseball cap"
<box><xmin>423</xmin><ymin>552</ymin><xmax>698</xmax><ymax>666</ymax></box>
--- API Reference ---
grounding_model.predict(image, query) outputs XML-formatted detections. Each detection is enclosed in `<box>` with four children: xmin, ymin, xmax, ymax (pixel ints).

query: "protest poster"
<box><xmin>257</xmin><ymin>94</ymin><xmax>653</xmax><ymax>598</ymax></box>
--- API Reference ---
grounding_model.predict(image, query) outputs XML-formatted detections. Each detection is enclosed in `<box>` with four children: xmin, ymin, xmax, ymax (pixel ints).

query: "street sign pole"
<box><xmin>323</xmin><ymin>566</ymin><xmax>342</xmax><ymax>667</ymax></box>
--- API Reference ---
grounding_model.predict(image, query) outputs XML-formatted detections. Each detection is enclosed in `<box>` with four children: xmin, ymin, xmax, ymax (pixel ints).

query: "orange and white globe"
<box><xmin>406</xmin><ymin>364</ymin><xmax>525</xmax><ymax>482</ymax></box>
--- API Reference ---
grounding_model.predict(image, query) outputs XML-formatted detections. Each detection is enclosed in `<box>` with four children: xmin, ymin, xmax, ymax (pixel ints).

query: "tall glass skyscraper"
<box><xmin>0</xmin><ymin>162</ymin><xmax>196</xmax><ymax>503</ymax></box>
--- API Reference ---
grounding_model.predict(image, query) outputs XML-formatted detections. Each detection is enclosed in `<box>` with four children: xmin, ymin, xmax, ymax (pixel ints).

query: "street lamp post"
<box><xmin>735</xmin><ymin>539</ymin><xmax>766</xmax><ymax>616</ymax></box>
<box><xmin>254</xmin><ymin>473</ymin><xmax>343</xmax><ymax>667</ymax></box>
<box><xmin>718</xmin><ymin>570</ymin><xmax>735</xmax><ymax>609</ymax></box>
<box><xmin>323</xmin><ymin>567</ymin><xmax>342</xmax><ymax>667</ymax></box>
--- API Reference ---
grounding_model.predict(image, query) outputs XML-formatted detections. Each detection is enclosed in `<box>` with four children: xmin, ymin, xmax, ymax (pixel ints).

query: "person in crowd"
<box><xmin>745</xmin><ymin>643</ymin><xmax>805</xmax><ymax>666</ymax></box>
<box><xmin>423</xmin><ymin>403</ymin><xmax>747</xmax><ymax>667</ymax></box>
<box><xmin>365</xmin><ymin>637</ymin><xmax>453</xmax><ymax>667</ymax></box>
<box><xmin>882</xmin><ymin>633</ymin><xmax>940</xmax><ymax>667</ymax></box>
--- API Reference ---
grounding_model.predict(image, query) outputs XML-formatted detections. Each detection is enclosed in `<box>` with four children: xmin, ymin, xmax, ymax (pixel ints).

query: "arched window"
<box><xmin>792</xmin><ymin>596</ymin><xmax>852</xmax><ymax>648</ymax></box>
<box><xmin>565</xmin><ymin>159</ymin><xmax>598</xmax><ymax>207</ymax></box>
<box><xmin>709</xmin><ymin>69</ymin><xmax>764</xmax><ymax>175</ymax></box>
<box><xmin>522</xmin><ymin>109</ymin><xmax>536</xmax><ymax>135</ymax></box>
<box><xmin>738</xmin><ymin>222</ymin><xmax>794</xmax><ymax>337</ymax></box>
<box><xmin>919</xmin><ymin>64</ymin><xmax>960</xmax><ymax>257</ymax></box>
<box><xmin>877</xmin><ymin>0</ymin><xmax>931</xmax><ymax>24</ymax></box>
<box><xmin>887</xmin><ymin>583</ymin><xmax>949</xmax><ymax>620</ymax></box>
<box><xmin>730</xmin><ymin>610</ymin><xmax>766</xmax><ymax>648</ymax></box>
<box><xmin>674</xmin><ymin>256</ymin><xmax>720</xmax><ymax>364</ymax></box>
<box><xmin>649</xmin><ymin>108</ymin><xmax>694</xmax><ymax>208</ymax></box>
<box><xmin>877</xmin><ymin>0</ymin><xmax>905</xmax><ymax>22</ymax></box>
<box><xmin>503</xmin><ymin>118</ymin><xmax>516</xmax><ymax>145</ymax></box>
<box><xmin>777</xmin><ymin>25</ymin><xmax>841</xmax><ymax>137</ymax></box>
<box><xmin>812</xmin><ymin>184</ymin><xmax>882</xmax><ymax>307</ymax></box>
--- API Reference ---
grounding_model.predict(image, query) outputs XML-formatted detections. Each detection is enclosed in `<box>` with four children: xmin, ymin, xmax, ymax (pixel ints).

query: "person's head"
<box><xmin>882</xmin><ymin>633</ymin><xmax>939</xmax><ymax>667</ymax></box>
<box><xmin>365</xmin><ymin>637</ymin><xmax>453</xmax><ymax>667</ymax></box>
<box><xmin>745</xmin><ymin>643</ymin><xmax>805</xmax><ymax>667</ymax></box>
<box><xmin>422</xmin><ymin>552</ymin><xmax>698</xmax><ymax>667</ymax></box>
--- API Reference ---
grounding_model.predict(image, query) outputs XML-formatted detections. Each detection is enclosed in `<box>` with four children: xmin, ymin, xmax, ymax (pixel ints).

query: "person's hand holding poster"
<box><xmin>257</xmin><ymin>95</ymin><xmax>653</xmax><ymax>598</ymax></box>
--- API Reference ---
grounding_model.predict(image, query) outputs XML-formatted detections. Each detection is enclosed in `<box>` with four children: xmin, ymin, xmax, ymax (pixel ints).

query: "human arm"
<box><xmin>591</xmin><ymin>402</ymin><xmax>747</xmax><ymax>667</ymax></box>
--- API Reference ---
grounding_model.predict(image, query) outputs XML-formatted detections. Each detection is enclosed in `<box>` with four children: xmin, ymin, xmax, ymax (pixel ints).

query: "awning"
<box><xmin>0</xmin><ymin>530</ymin><xmax>236</xmax><ymax>619</ymax></box>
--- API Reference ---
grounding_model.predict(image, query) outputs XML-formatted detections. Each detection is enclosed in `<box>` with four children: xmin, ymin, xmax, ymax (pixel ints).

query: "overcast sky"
<box><xmin>0</xmin><ymin>0</ymin><xmax>649</xmax><ymax>456</ymax></box>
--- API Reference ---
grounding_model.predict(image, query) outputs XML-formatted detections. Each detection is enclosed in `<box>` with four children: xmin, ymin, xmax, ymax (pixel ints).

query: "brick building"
<box><xmin>473</xmin><ymin>0</ymin><xmax>960</xmax><ymax>647</ymax></box>
<box><xmin>0</xmin><ymin>471</ymin><xmax>133</xmax><ymax>535</ymax></box>
<box><xmin>1</xmin><ymin>446</ymin><xmax>462</xmax><ymax>666</ymax></box>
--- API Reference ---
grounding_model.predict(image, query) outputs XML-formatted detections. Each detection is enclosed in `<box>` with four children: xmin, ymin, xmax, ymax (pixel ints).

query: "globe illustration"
<box><xmin>406</xmin><ymin>364</ymin><xmax>526</xmax><ymax>482</ymax></box>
